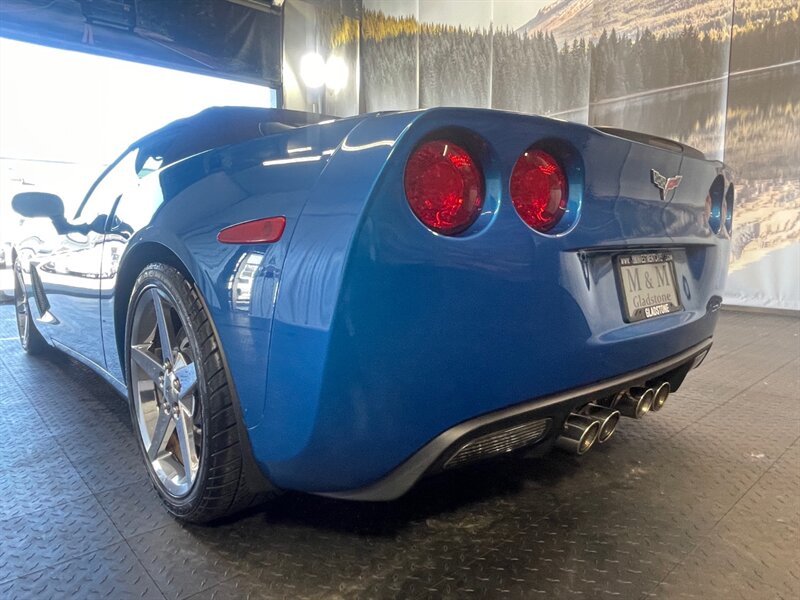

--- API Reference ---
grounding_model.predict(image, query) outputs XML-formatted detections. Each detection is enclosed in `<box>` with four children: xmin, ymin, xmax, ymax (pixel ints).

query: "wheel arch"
<box><xmin>113</xmin><ymin>240</ymin><xmax>194</xmax><ymax>373</ymax></box>
<box><xmin>117</xmin><ymin>239</ymin><xmax>277</xmax><ymax>512</ymax></box>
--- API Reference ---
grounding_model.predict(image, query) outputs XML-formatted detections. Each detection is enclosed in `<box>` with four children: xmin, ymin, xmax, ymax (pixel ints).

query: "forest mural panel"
<box><xmin>722</xmin><ymin>1</ymin><xmax>799</xmax><ymax>309</ymax></box>
<box><xmin>362</xmin><ymin>1</ymin><xmax>419</xmax><ymax>111</ymax></box>
<box><xmin>418</xmin><ymin>1</ymin><xmax>492</xmax><ymax>108</ymax></box>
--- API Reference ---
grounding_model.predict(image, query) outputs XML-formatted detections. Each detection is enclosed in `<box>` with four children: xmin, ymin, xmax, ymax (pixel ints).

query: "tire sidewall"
<box><xmin>13</xmin><ymin>261</ymin><xmax>32</xmax><ymax>352</ymax></box>
<box><xmin>125</xmin><ymin>264</ymin><xmax>212</xmax><ymax>518</ymax></box>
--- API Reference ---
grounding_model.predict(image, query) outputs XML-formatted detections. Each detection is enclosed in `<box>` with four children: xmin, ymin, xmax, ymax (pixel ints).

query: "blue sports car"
<box><xmin>11</xmin><ymin>107</ymin><xmax>733</xmax><ymax>522</ymax></box>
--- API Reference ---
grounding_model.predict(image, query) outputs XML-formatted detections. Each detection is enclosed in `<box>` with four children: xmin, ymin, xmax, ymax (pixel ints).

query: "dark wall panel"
<box><xmin>0</xmin><ymin>0</ymin><xmax>282</xmax><ymax>86</ymax></box>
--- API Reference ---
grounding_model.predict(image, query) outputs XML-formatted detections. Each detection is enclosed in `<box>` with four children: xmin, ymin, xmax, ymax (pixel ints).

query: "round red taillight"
<box><xmin>404</xmin><ymin>140</ymin><xmax>484</xmax><ymax>235</ymax></box>
<box><xmin>510</xmin><ymin>149</ymin><xmax>567</xmax><ymax>233</ymax></box>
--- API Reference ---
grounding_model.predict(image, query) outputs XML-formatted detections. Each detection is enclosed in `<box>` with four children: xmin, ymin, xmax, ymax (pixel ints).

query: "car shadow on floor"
<box><xmin>15</xmin><ymin>338</ymin><xmax>587</xmax><ymax>538</ymax></box>
<box><xmin>241</xmin><ymin>452</ymin><xmax>582</xmax><ymax>536</ymax></box>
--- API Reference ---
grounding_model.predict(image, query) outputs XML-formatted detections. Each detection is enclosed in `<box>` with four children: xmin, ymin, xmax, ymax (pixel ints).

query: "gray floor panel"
<box><xmin>0</xmin><ymin>305</ymin><xmax>797</xmax><ymax>599</ymax></box>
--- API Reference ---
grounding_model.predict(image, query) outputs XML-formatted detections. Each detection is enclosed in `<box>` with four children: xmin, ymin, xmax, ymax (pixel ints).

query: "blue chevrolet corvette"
<box><xmin>11</xmin><ymin>106</ymin><xmax>733</xmax><ymax>521</ymax></box>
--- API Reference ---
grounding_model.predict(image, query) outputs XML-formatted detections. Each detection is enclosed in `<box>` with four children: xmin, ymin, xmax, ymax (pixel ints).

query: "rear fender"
<box><xmin>112</xmin><ymin>118</ymin><xmax>364</xmax><ymax>427</ymax></box>
<box><xmin>258</xmin><ymin>111</ymin><xmax>422</xmax><ymax>459</ymax></box>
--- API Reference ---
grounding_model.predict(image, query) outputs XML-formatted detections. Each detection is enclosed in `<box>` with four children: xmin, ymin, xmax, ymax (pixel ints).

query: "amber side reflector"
<box><xmin>217</xmin><ymin>216</ymin><xmax>286</xmax><ymax>244</ymax></box>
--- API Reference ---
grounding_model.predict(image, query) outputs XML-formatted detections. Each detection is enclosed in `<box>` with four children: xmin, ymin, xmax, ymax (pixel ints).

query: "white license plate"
<box><xmin>616</xmin><ymin>252</ymin><xmax>682</xmax><ymax>322</ymax></box>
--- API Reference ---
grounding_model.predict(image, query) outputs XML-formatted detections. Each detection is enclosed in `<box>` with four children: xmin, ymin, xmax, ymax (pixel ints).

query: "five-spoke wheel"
<box><xmin>126</xmin><ymin>263</ymin><xmax>274</xmax><ymax>521</ymax></box>
<box><xmin>130</xmin><ymin>287</ymin><xmax>201</xmax><ymax>498</ymax></box>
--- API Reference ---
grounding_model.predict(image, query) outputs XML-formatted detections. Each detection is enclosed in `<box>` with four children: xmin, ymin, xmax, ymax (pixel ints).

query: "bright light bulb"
<box><xmin>324</xmin><ymin>55</ymin><xmax>348</xmax><ymax>92</ymax></box>
<box><xmin>299</xmin><ymin>52</ymin><xmax>325</xmax><ymax>89</ymax></box>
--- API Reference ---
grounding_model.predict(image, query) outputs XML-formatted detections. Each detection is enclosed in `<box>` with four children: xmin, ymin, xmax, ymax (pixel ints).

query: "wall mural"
<box><xmin>355</xmin><ymin>0</ymin><xmax>799</xmax><ymax>310</ymax></box>
<box><xmin>723</xmin><ymin>3</ymin><xmax>799</xmax><ymax>308</ymax></box>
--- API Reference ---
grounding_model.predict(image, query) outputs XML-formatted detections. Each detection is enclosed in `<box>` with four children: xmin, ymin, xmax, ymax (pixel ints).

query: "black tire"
<box><xmin>13</xmin><ymin>260</ymin><xmax>49</xmax><ymax>355</ymax></box>
<box><xmin>125</xmin><ymin>262</ymin><xmax>277</xmax><ymax>522</ymax></box>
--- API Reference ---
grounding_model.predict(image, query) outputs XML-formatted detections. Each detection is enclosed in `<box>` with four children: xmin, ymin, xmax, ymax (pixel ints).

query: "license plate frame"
<box><xmin>614</xmin><ymin>251</ymin><xmax>683</xmax><ymax>323</ymax></box>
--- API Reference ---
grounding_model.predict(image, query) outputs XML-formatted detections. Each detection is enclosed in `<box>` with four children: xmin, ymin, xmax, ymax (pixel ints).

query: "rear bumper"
<box><xmin>320</xmin><ymin>338</ymin><xmax>712</xmax><ymax>501</ymax></box>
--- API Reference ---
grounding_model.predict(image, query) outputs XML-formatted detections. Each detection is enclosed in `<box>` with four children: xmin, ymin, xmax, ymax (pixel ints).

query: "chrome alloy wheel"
<box><xmin>13</xmin><ymin>263</ymin><xmax>29</xmax><ymax>343</ymax></box>
<box><xmin>130</xmin><ymin>287</ymin><xmax>201</xmax><ymax>498</ymax></box>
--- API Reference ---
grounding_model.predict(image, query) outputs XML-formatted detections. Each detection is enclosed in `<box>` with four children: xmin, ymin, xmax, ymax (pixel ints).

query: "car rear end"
<box><xmin>260</xmin><ymin>107</ymin><xmax>732</xmax><ymax>496</ymax></box>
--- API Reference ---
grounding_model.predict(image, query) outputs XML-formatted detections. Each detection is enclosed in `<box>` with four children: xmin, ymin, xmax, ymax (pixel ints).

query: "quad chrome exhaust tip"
<box><xmin>582</xmin><ymin>404</ymin><xmax>621</xmax><ymax>443</ymax></box>
<box><xmin>651</xmin><ymin>381</ymin><xmax>670</xmax><ymax>412</ymax></box>
<box><xmin>555</xmin><ymin>414</ymin><xmax>600</xmax><ymax>455</ymax></box>
<box><xmin>616</xmin><ymin>387</ymin><xmax>655</xmax><ymax>419</ymax></box>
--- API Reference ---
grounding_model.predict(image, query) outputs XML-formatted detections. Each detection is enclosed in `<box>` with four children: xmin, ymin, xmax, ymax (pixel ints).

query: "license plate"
<box><xmin>615</xmin><ymin>252</ymin><xmax>682</xmax><ymax>322</ymax></box>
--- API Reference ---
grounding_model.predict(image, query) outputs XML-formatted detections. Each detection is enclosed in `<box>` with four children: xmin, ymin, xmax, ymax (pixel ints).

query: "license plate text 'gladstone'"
<box><xmin>617</xmin><ymin>253</ymin><xmax>682</xmax><ymax>322</ymax></box>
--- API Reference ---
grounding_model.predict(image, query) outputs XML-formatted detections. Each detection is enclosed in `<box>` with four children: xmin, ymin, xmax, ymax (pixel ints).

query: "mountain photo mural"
<box><xmin>722</xmin><ymin>2</ymin><xmax>799</xmax><ymax>308</ymax></box>
<box><xmin>357</xmin><ymin>0</ymin><xmax>798</xmax><ymax>309</ymax></box>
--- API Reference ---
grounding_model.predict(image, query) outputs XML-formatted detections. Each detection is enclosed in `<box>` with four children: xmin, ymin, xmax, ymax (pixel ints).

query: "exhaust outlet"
<box><xmin>583</xmin><ymin>404</ymin><xmax>621</xmax><ymax>443</ymax></box>
<box><xmin>651</xmin><ymin>382</ymin><xmax>670</xmax><ymax>412</ymax></box>
<box><xmin>555</xmin><ymin>414</ymin><xmax>600</xmax><ymax>455</ymax></box>
<box><xmin>616</xmin><ymin>387</ymin><xmax>655</xmax><ymax>419</ymax></box>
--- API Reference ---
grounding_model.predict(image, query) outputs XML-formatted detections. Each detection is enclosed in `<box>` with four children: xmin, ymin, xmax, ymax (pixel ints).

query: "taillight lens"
<box><xmin>404</xmin><ymin>140</ymin><xmax>484</xmax><ymax>235</ymax></box>
<box><xmin>510</xmin><ymin>149</ymin><xmax>567</xmax><ymax>233</ymax></box>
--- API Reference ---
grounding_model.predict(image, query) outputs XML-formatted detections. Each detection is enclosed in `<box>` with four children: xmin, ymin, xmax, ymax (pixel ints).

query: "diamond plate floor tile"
<box><xmin>645</xmin><ymin>441</ymin><xmax>800</xmax><ymax>600</ymax></box>
<box><xmin>759</xmin><ymin>359</ymin><xmax>800</xmax><ymax>400</ymax></box>
<box><xmin>412</xmin><ymin>476</ymin><xmax>732</xmax><ymax>599</ymax></box>
<box><xmin>0</xmin><ymin>542</ymin><xmax>165</xmax><ymax>600</ymax></box>
<box><xmin>0</xmin><ymin>495</ymin><xmax>123</xmax><ymax>583</ymax></box>
<box><xmin>0</xmin><ymin>309</ymin><xmax>19</xmax><ymax>339</ymax></box>
<box><xmin>24</xmin><ymin>381</ymin><xmax>129</xmax><ymax>437</ymax></box>
<box><xmin>0</xmin><ymin>362</ymin><xmax>25</xmax><ymax>404</ymax></box>
<box><xmin>128</xmin><ymin>523</ymin><xmax>246</xmax><ymax>600</ymax></box>
<box><xmin>0</xmin><ymin>445</ymin><xmax>92</xmax><ymax>520</ymax></box>
<box><xmin>96</xmin><ymin>481</ymin><xmax>175</xmax><ymax>539</ymax></box>
<box><xmin>649</xmin><ymin>537</ymin><xmax>796</xmax><ymax>600</ymax></box>
<box><xmin>0</xmin><ymin>433</ymin><xmax>60</xmax><ymax>472</ymax></box>
<box><xmin>0</xmin><ymin>305</ymin><xmax>797</xmax><ymax>599</ymax></box>
<box><xmin>57</xmin><ymin>422</ymin><xmax>148</xmax><ymax>493</ymax></box>
<box><xmin>705</xmin><ymin>314</ymin><xmax>768</xmax><ymax>359</ymax></box>
<box><xmin>0</xmin><ymin>398</ymin><xmax>52</xmax><ymax>443</ymax></box>
<box><xmin>187</xmin><ymin>577</ymin><xmax>284</xmax><ymax>600</ymax></box>
<box><xmin>684</xmin><ymin>349</ymin><xmax>785</xmax><ymax>402</ymax></box>
<box><xmin>715</xmin><ymin>441</ymin><xmax>800</xmax><ymax>541</ymax></box>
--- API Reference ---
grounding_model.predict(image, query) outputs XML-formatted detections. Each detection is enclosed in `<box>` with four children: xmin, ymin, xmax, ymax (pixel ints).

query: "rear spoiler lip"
<box><xmin>286</xmin><ymin>108</ymin><xmax>728</xmax><ymax>171</ymax></box>
<box><xmin>593</xmin><ymin>126</ymin><xmax>707</xmax><ymax>161</ymax></box>
<box><xmin>305</xmin><ymin>109</ymin><xmax>700</xmax><ymax>159</ymax></box>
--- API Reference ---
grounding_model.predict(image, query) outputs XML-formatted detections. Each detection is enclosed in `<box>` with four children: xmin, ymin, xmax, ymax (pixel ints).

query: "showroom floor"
<box><xmin>0</xmin><ymin>305</ymin><xmax>797</xmax><ymax>600</ymax></box>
